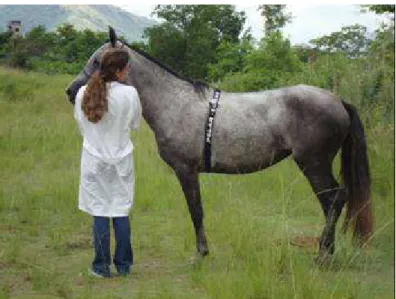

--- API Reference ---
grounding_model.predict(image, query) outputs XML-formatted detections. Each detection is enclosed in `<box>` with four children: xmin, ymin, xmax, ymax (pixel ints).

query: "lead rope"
<box><xmin>204</xmin><ymin>89</ymin><xmax>221</xmax><ymax>173</ymax></box>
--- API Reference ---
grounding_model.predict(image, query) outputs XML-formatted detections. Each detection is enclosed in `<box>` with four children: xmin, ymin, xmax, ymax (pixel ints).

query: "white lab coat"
<box><xmin>74</xmin><ymin>81</ymin><xmax>141</xmax><ymax>217</ymax></box>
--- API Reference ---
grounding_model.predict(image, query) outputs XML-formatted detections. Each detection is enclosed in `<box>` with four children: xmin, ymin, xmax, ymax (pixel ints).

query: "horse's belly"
<box><xmin>211</xmin><ymin>143</ymin><xmax>292</xmax><ymax>174</ymax></box>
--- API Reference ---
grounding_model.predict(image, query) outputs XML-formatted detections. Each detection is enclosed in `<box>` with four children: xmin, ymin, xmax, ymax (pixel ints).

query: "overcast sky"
<box><xmin>117</xmin><ymin>3</ymin><xmax>391</xmax><ymax>45</ymax></box>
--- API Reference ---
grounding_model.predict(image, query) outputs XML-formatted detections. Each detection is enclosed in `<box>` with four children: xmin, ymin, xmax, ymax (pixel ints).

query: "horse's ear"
<box><xmin>109</xmin><ymin>26</ymin><xmax>117</xmax><ymax>48</ymax></box>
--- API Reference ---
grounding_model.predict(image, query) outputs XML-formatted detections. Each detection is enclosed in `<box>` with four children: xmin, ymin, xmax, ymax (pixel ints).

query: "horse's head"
<box><xmin>65</xmin><ymin>27</ymin><xmax>126</xmax><ymax>104</ymax></box>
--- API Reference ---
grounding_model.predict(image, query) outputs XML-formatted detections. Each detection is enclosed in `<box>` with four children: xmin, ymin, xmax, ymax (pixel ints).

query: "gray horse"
<box><xmin>66</xmin><ymin>28</ymin><xmax>373</xmax><ymax>261</ymax></box>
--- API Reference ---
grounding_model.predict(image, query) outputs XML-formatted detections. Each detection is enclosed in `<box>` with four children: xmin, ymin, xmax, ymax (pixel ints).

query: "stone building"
<box><xmin>7</xmin><ymin>20</ymin><xmax>22</xmax><ymax>37</ymax></box>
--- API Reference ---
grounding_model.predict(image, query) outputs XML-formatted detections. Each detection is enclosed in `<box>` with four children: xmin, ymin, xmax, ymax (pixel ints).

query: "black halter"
<box><xmin>204</xmin><ymin>89</ymin><xmax>221</xmax><ymax>173</ymax></box>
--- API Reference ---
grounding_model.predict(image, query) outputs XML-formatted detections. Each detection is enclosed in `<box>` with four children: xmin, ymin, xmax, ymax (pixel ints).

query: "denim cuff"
<box><xmin>115</xmin><ymin>265</ymin><xmax>130</xmax><ymax>276</ymax></box>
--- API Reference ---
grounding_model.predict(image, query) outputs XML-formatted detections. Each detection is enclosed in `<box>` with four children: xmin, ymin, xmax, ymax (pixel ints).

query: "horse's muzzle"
<box><xmin>65</xmin><ymin>87</ymin><xmax>75</xmax><ymax>104</ymax></box>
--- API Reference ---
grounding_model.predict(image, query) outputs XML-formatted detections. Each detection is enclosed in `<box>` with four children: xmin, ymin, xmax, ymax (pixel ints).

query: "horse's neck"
<box><xmin>128</xmin><ymin>51</ymin><xmax>198</xmax><ymax>135</ymax></box>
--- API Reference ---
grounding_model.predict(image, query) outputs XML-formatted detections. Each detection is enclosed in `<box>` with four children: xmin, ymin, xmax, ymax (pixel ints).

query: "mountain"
<box><xmin>0</xmin><ymin>5</ymin><xmax>157</xmax><ymax>42</ymax></box>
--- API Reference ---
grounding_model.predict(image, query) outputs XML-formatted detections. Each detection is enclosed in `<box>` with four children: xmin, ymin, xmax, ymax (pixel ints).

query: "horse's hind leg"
<box><xmin>294</xmin><ymin>158</ymin><xmax>348</xmax><ymax>258</ymax></box>
<box><xmin>175</xmin><ymin>166</ymin><xmax>209</xmax><ymax>257</ymax></box>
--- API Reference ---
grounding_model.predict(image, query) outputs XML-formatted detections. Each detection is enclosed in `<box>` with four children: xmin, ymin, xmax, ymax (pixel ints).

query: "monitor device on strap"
<box><xmin>204</xmin><ymin>89</ymin><xmax>221</xmax><ymax>173</ymax></box>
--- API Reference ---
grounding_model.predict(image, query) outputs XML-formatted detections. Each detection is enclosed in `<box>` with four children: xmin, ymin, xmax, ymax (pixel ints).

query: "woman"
<box><xmin>74</xmin><ymin>48</ymin><xmax>141</xmax><ymax>278</ymax></box>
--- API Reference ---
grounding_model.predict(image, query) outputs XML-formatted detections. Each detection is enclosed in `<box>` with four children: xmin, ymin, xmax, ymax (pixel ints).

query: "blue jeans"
<box><xmin>92</xmin><ymin>216</ymin><xmax>133</xmax><ymax>277</ymax></box>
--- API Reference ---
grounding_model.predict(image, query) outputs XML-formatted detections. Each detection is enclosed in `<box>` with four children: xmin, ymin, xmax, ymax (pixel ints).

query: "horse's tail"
<box><xmin>340</xmin><ymin>101</ymin><xmax>373</xmax><ymax>244</ymax></box>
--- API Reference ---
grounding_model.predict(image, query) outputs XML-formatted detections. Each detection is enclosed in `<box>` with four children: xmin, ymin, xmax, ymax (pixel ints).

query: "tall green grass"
<box><xmin>0</xmin><ymin>67</ymin><xmax>394</xmax><ymax>299</ymax></box>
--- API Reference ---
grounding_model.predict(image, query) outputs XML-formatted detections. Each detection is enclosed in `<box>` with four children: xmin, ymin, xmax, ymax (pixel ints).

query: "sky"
<box><xmin>117</xmin><ymin>3</ymin><xmax>391</xmax><ymax>45</ymax></box>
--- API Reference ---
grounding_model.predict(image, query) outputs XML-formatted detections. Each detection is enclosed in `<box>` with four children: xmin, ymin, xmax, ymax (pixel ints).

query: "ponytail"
<box><xmin>81</xmin><ymin>48</ymin><xmax>129</xmax><ymax>123</ymax></box>
<box><xmin>81</xmin><ymin>71</ymin><xmax>108</xmax><ymax>123</ymax></box>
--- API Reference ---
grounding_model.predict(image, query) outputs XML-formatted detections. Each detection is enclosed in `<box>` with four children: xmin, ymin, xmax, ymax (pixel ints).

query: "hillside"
<box><xmin>0</xmin><ymin>5</ymin><xmax>156</xmax><ymax>42</ymax></box>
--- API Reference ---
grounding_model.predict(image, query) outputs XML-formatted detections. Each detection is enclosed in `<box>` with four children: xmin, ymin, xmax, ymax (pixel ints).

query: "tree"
<box><xmin>310</xmin><ymin>24</ymin><xmax>371</xmax><ymax>58</ymax></box>
<box><xmin>0</xmin><ymin>24</ymin><xmax>110</xmax><ymax>74</ymax></box>
<box><xmin>362</xmin><ymin>5</ymin><xmax>395</xmax><ymax>14</ymax></box>
<box><xmin>153</xmin><ymin>5</ymin><xmax>245</xmax><ymax>44</ymax></box>
<box><xmin>361</xmin><ymin>3</ymin><xmax>395</xmax><ymax>65</ymax></box>
<box><xmin>368</xmin><ymin>23</ymin><xmax>394</xmax><ymax>65</ymax></box>
<box><xmin>0</xmin><ymin>31</ymin><xmax>12</xmax><ymax>59</ymax></box>
<box><xmin>292</xmin><ymin>44</ymin><xmax>318</xmax><ymax>63</ymax></box>
<box><xmin>55</xmin><ymin>23</ymin><xmax>80</xmax><ymax>63</ymax></box>
<box><xmin>219</xmin><ymin>31</ymin><xmax>301</xmax><ymax>92</ymax></box>
<box><xmin>144</xmin><ymin>23</ymin><xmax>187</xmax><ymax>75</ymax></box>
<box><xmin>24</xmin><ymin>25</ymin><xmax>55</xmax><ymax>56</ymax></box>
<box><xmin>145</xmin><ymin>5</ymin><xmax>247</xmax><ymax>80</ymax></box>
<box><xmin>215</xmin><ymin>5</ymin><xmax>299</xmax><ymax>92</ymax></box>
<box><xmin>363</xmin><ymin>6</ymin><xmax>395</xmax><ymax>117</ymax></box>
<box><xmin>207</xmin><ymin>32</ymin><xmax>253</xmax><ymax>82</ymax></box>
<box><xmin>258</xmin><ymin>5</ymin><xmax>291</xmax><ymax>36</ymax></box>
<box><xmin>0</xmin><ymin>31</ymin><xmax>12</xmax><ymax>48</ymax></box>
<box><xmin>53</xmin><ymin>23</ymin><xmax>106</xmax><ymax>61</ymax></box>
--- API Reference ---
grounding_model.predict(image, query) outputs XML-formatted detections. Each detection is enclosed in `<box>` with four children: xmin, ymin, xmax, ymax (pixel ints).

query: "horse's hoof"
<box><xmin>198</xmin><ymin>248</ymin><xmax>209</xmax><ymax>257</ymax></box>
<box><xmin>200</xmin><ymin>249</ymin><xmax>209</xmax><ymax>257</ymax></box>
<box><xmin>196</xmin><ymin>241</ymin><xmax>209</xmax><ymax>257</ymax></box>
<box><xmin>197</xmin><ymin>245</ymin><xmax>209</xmax><ymax>257</ymax></box>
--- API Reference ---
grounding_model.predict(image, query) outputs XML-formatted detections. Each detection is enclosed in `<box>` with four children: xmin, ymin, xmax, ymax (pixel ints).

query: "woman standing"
<box><xmin>74</xmin><ymin>48</ymin><xmax>141</xmax><ymax>278</ymax></box>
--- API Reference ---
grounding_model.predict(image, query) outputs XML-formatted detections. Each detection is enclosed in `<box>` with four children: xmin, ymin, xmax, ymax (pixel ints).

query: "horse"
<box><xmin>66</xmin><ymin>27</ymin><xmax>373</xmax><ymax>262</ymax></box>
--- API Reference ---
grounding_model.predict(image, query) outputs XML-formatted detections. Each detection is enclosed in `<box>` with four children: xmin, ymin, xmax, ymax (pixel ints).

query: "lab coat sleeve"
<box><xmin>129</xmin><ymin>87</ymin><xmax>142</xmax><ymax>131</ymax></box>
<box><xmin>74</xmin><ymin>87</ymin><xmax>85</xmax><ymax>136</ymax></box>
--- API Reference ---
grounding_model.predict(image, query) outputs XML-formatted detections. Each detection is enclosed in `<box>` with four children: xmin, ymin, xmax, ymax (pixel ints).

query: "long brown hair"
<box><xmin>82</xmin><ymin>48</ymin><xmax>129</xmax><ymax>123</ymax></box>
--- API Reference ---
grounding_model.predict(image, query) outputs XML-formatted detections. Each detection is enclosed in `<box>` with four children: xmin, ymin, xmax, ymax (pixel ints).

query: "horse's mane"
<box><xmin>127</xmin><ymin>44</ymin><xmax>210</xmax><ymax>95</ymax></box>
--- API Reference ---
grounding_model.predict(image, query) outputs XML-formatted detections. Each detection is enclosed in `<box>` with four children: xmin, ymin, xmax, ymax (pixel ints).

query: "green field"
<box><xmin>0</xmin><ymin>67</ymin><xmax>394</xmax><ymax>299</ymax></box>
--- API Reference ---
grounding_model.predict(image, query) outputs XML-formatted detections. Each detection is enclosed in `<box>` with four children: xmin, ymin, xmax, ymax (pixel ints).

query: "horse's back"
<box><xmin>217</xmin><ymin>84</ymin><xmax>349</xmax><ymax>141</ymax></box>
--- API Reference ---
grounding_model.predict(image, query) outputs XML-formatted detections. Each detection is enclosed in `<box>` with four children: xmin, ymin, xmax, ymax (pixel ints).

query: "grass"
<box><xmin>0</xmin><ymin>66</ymin><xmax>394</xmax><ymax>299</ymax></box>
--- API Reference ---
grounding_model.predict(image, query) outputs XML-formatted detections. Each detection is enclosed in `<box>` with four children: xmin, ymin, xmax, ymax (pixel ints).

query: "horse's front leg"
<box><xmin>175</xmin><ymin>167</ymin><xmax>209</xmax><ymax>257</ymax></box>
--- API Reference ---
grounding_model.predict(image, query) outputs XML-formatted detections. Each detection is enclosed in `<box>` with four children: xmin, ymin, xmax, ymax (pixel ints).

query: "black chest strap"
<box><xmin>204</xmin><ymin>89</ymin><xmax>221</xmax><ymax>173</ymax></box>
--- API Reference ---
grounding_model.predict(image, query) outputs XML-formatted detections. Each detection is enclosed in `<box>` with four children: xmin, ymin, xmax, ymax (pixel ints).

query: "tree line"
<box><xmin>0</xmin><ymin>4</ymin><xmax>394</xmax><ymax>122</ymax></box>
<box><xmin>0</xmin><ymin>24</ymin><xmax>107</xmax><ymax>73</ymax></box>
